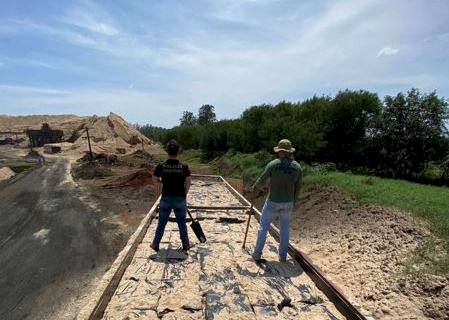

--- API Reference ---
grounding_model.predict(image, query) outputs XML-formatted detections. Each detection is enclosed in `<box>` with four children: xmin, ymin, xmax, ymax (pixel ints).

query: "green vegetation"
<box><xmin>139</xmin><ymin>89</ymin><xmax>449</xmax><ymax>185</ymax></box>
<box><xmin>303</xmin><ymin>169</ymin><xmax>449</xmax><ymax>238</ymax></box>
<box><xmin>177</xmin><ymin>150</ymin><xmax>218</xmax><ymax>175</ymax></box>
<box><xmin>1</xmin><ymin>160</ymin><xmax>38</xmax><ymax>184</ymax></box>
<box><xmin>2</xmin><ymin>160</ymin><xmax>36</xmax><ymax>173</ymax></box>
<box><xmin>177</xmin><ymin>149</ymin><xmax>273</xmax><ymax>182</ymax></box>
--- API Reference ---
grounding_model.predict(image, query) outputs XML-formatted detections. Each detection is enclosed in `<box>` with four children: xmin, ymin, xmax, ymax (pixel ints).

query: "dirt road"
<box><xmin>0</xmin><ymin>158</ymin><xmax>108</xmax><ymax>320</ymax></box>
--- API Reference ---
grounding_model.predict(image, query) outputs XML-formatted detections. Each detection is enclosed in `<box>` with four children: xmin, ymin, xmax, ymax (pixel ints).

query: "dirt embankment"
<box><xmin>290</xmin><ymin>186</ymin><xmax>448</xmax><ymax>319</ymax></box>
<box><xmin>70</xmin><ymin>149</ymin><xmax>162</xmax><ymax>245</ymax></box>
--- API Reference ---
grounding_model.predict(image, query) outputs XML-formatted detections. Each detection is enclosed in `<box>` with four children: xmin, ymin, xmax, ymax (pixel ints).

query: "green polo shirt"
<box><xmin>254</xmin><ymin>157</ymin><xmax>302</xmax><ymax>203</ymax></box>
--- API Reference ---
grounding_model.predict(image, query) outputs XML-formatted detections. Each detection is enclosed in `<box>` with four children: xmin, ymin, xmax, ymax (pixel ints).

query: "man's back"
<box><xmin>154</xmin><ymin>159</ymin><xmax>190</xmax><ymax>198</ymax></box>
<box><xmin>255</xmin><ymin>157</ymin><xmax>302</xmax><ymax>203</ymax></box>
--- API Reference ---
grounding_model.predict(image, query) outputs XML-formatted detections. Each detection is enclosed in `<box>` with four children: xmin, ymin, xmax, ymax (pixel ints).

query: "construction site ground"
<box><xmin>0</xmin><ymin>145</ymin><xmax>160</xmax><ymax>320</ymax></box>
<box><xmin>100</xmin><ymin>177</ymin><xmax>345</xmax><ymax>320</ymax></box>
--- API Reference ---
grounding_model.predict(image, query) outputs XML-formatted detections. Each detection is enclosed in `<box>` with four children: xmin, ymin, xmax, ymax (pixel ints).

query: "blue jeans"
<box><xmin>152</xmin><ymin>197</ymin><xmax>189</xmax><ymax>248</ymax></box>
<box><xmin>254</xmin><ymin>200</ymin><xmax>293</xmax><ymax>260</ymax></box>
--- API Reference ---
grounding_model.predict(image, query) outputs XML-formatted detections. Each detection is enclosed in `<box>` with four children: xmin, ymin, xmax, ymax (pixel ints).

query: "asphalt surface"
<box><xmin>0</xmin><ymin>158</ymin><xmax>106</xmax><ymax>320</ymax></box>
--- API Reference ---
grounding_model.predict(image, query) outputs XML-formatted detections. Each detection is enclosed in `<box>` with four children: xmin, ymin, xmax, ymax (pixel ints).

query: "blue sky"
<box><xmin>1</xmin><ymin>0</ymin><xmax>448</xmax><ymax>127</ymax></box>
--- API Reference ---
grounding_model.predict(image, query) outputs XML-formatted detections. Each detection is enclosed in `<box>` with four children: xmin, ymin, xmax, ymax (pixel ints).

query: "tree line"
<box><xmin>137</xmin><ymin>89</ymin><xmax>449</xmax><ymax>184</ymax></box>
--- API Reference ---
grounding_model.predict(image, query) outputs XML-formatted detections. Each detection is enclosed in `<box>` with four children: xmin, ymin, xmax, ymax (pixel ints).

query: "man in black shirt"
<box><xmin>151</xmin><ymin>140</ymin><xmax>191</xmax><ymax>252</ymax></box>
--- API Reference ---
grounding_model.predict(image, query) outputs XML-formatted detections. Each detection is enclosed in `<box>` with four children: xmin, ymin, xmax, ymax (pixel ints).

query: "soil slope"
<box><xmin>290</xmin><ymin>186</ymin><xmax>449</xmax><ymax>319</ymax></box>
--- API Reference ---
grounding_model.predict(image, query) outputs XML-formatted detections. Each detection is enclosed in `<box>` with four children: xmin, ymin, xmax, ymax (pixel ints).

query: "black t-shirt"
<box><xmin>153</xmin><ymin>159</ymin><xmax>191</xmax><ymax>198</ymax></box>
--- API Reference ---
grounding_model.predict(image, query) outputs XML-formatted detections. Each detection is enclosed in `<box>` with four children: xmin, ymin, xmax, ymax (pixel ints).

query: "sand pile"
<box><xmin>71</xmin><ymin>113</ymin><xmax>153</xmax><ymax>155</ymax></box>
<box><xmin>0</xmin><ymin>167</ymin><xmax>15</xmax><ymax>182</ymax></box>
<box><xmin>291</xmin><ymin>186</ymin><xmax>448</xmax><ymax>319</ymax></box>
<box><xmin>0</xmin><ymin>114</ymin><xmax>88</xmax><ymax>134</ymax></box>
<box><xmin>0</xmin><ymin>113</ymin><xmax>157</xmax><ymax>156</ymax></box>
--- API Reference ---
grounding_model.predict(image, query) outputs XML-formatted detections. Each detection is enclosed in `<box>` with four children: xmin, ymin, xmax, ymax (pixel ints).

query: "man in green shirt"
<box><xmin>252</xmin><ymin>139</ymin><xmax>302</xmax><ymax>262</ymax></box>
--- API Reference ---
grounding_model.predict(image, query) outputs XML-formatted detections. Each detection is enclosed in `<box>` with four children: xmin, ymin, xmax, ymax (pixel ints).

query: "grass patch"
<box><xmin>404</xmin><ymin>239</ymin><xmax>449</xmax><ymax>276</ymax></box>
<box><xmin>210</xmin><ymin>150</ymin><xmax>272</xmax><ymax>181</ymax></box>
<box><xmin>1</xmin><ymin>160</ymin><xmax>36</xmax><ymax>173</ymax></box>
<box><xmin>175</xmin><ymin>150</ymin><xmax>219</xmax><ymax>175</ymax></box>
<box><xmin>173</xmin><ymin>149</ymin><xmax>270</xmax><ymax>180</ymax></box>
<box><xmin>0</xmin><ymin>160</ymin><xmax>38</xmax><ymax>184</ymax></box>
<box><xmin>303</xmin><ymin>170</ymin><xmax>449</xmax><ymax>238</ymax></box>
<box><xmin>304</xmin><ymin>169</ymin><xmax>449</xmax><ymax>275</ymax></box>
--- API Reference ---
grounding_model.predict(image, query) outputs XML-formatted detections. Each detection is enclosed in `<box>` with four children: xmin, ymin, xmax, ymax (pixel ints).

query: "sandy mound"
<box><xmin>70</xmin><ymin>113</ymin><xmax>153</xmax><ymax>155</ymax></box>
<box><xmin>0</xmin><ymin>167</ymin><xmax>15</xmax><ymax>182</ymax></box>
<box><xmin>0</xmin><ymin>114</ymin><xmax>88</xmax><ymax>135</ymax></box>
<box><xmin>290</xmin><ymin>186</ymin><xmax>448</xmax><ymax>319</ymax></box>
<box><xmin>0</xmin><ymin>112</ymin><xmax>158</xmax><ymax>157</ymax></box>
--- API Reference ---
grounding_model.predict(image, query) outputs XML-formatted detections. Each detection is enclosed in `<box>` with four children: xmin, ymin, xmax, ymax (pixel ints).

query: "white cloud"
<box><xmin>0</xmin><ymin>56</ymin><xmax>54</xmax><ymax>69</ymax></box>
<box><xmin>8</xmin><ymin>18</ymin><xmax>100</xmax><ymax>49</ymax></box>
<box><xmin>377</xmin><ymin>46</ymin><xmax>399</xmax><ymax>57</ymax></box>
<box><xmin>6</xmin><ymin>18</ymin><xmax>156</xmax><ymax>62</ymax></box>
<box><xmin>61</xmin><ymin>4</ymin><xmax>119</xmax><ymax>36</ymax></box>
<box><xmin>1</xmin><ymin>0</ymin><xmax>449</xmax><ymax>126</ymax></box>
<box><xmin>0</xmin><ymin>85</ymin><xmax>72</xmax><ymax>95</ymax></box>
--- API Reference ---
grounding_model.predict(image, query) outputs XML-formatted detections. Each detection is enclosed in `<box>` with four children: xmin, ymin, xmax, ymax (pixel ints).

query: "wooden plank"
<box><xmin>188</xmin><ymin>205</ymin><xmax>250</xmax><ymax>210</ymax></box>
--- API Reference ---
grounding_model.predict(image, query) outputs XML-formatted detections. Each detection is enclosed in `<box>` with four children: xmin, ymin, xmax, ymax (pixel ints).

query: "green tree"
<box><xmin>240</xmin><ymin>104</ymin><xmax>271</xmax><ymax>152</ymax></box>
<box><xmin>324</xmin><ymin>90</ymin><xmax>382</xmax><ymax>167</ymax></box>
<box><xmin>179</xmin><ymin>111</ymin><xmax>197</xmax><ymax>126</ymax></box>
<box><xmin>373</xmin><ymin>89</ymin><xmax>448</xmax><ymax>179</ymax></box>
<box><xmin>136</xmin><ymin>124</ymin><xmax>167</xmax><ymax>142</ymax></box>
<box><xmin>198</xmin><ymin>105</ymin><xmax>217</xmax><ymax>125</ymax></box>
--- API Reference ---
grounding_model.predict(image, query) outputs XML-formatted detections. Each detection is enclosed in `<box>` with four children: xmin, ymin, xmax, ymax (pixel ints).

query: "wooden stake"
<box><xmin>86</xmin><ymin>127</ymin><xmax>93</xmax><ymax>162</ymax></box>
<box><xmin>242</xmin><ymin>202</ymin><xmax>254</xmax><ymax>248</ymax></box>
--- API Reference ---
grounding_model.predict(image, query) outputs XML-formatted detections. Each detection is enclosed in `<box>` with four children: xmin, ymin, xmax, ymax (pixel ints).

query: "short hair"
<box><xmin>166</xmin><ymin>139</ymin><xmax>180</xmax><ymax>156</ymax></box>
